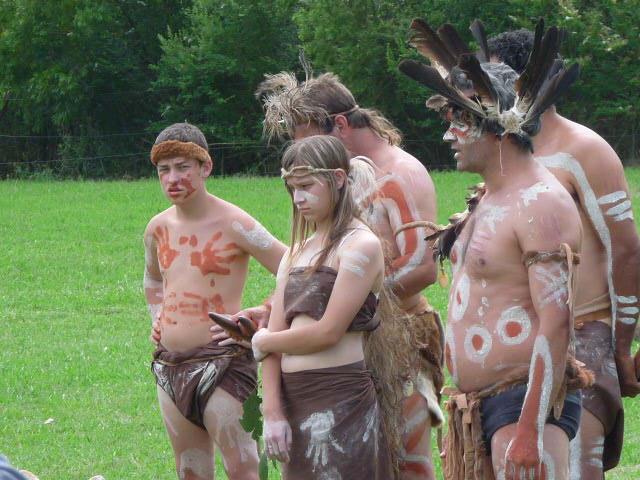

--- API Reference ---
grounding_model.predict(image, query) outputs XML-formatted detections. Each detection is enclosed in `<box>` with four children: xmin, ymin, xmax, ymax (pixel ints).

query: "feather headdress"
<box><xmin>399</xmin><ymin>18</ymin><xmax>580</xmax><ymax>138</ymax></box>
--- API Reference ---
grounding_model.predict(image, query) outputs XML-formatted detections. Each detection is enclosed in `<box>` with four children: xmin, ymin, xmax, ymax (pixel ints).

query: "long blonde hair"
<box><xmin>281</xmin><ymin>135</ymin><xmax>408</xmax><ymax>472</ymax></box>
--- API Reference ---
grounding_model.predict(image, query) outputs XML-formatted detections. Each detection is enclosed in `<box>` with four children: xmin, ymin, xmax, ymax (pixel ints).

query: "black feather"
<box><xmin>408</xmin><ymin>18</ymin><xmax>458</xmax><ymax>74</ymax></box>
<box><xmin>437</xmin><ymin>23</ymin><xmax>471</xmax><ymax>60</ymax></box>
<box><xmin>398</xmin><ymin>59</ymin><xmax>485</xmax><ymax>117</ymax></box>
<box><xmin>522</xmin><ymin>63</ymin><xmax>580</xmax><ymax>130</ymax></box>
<box><xmin>469</xmin><ymin>19</ymin><xmax>490</xmax><ymax>62</ymax></box>
<box><xmin>458</xmin><ymin>53</ymin><xmax>499</xmax><ymax>107</ymax></box>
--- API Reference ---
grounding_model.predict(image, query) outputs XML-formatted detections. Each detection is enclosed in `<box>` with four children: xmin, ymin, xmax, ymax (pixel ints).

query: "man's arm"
<box><xmin>504</xmin><ymin>198</ymin><xmax>581</xmax><ymax>478</ymax></box>
<box><xmin>574</xmin><ymin>140</ymin><xmax>640</xmax><ymax>396</ymax></box>
<box><xmin>379</xmin><ymin>165</ymin><xmax>438</xmax><ymax>297</ymax></box>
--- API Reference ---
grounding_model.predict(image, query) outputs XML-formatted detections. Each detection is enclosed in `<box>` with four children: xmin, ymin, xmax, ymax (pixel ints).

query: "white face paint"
<box><xmin>179</xmin><ymin>448</ymin><xmax>210</xmax><ymax>479</ymax></box>
<box><xmin>519</xmin><ymin>181</ymin><xmax>551</xmax><ymax>206</ymax></box>
<box><xmin>463</xmin><ymin>325</ymin><xmax>493</xmax><ymax>364</ymax></box>
<box><xmin>300</xmin><ymin>410</ymin><xmax>345</xmax><ymax>469</ymax></box>
<box><xmin>299</xmin><ymin>190</ymin><xmax>320</xmax><ymax>204</ymax></box>
<box><xmin>538</xmin><ymin>153</ymin><xmax>617</xmax><ymax>341</ymax></box>
<box><xmin>449</xmin><ymin>273</ymin><xmax>471</xmax><ymax>322</ymax></box>
<box><xmin>480</xmin><ymin>205</ymin><xmax>511</xmax><ymax>233</ymax></box>
<box><xmin>534</xmin><ymin>263</ymin><xmax>568</xmax><ymax>307</ymax></box>
<box><xmin>496</xmin><ymin>306</ymin><xmax>532</xmax><ymax>346</ymax></box>
<box><xmin>232</xmin><ymin>220</ymin><xmax>273</xmax><ymax>250</ymax></box>
<box><xmin>524</xmin><ymin>335</ymin><xmax>553</xmax><ymax>457</ymax></box>
<box><xmin>444</xmin><ymin>120</ymin><xmax>482</xmax><ymax>145</ymax></box>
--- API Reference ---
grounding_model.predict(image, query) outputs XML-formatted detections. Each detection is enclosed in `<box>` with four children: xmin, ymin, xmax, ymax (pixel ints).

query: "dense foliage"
<box><xmin>0</xmin><ymin>0</ymin><xmax>637</xmax><ymax>178</ymax></box>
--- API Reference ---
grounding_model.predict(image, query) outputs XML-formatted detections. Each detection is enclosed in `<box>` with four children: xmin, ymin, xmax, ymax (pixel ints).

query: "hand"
<box><xmin>504</xmin><ymin>432</ymin><xmax>543</xmax><ymax>480</ymax></box>
<box><xmin>232</xmin><ymin>304</ymin><xmax>271</xmax><ymax>330</ymax></box>
<box><xmin>616</xmin><ymin>353</ymin><xmax>640</xmax><ymax>397</ymax></box>
<box><xmin>252</xmin><ymin>328</ymin><xmax>270</xmax><ymax>361</ymax></box>
<box><xmin>150</xmin><ymin>315</ymin><xmax>161</xmax><ymax>346</ymax></box>
<box><xmin>264</xmin><ymin>416</ymin><xmax>292</xmax><ymax>463</ymax></box>
<box><xmin>210</xmin><ymin>312</ymin><xmax>257</xmax><ymax>348</ymax></box>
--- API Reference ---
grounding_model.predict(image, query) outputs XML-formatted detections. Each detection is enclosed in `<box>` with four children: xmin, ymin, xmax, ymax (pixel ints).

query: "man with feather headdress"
<box><xmin>488</xmin><ymin>28</ymin><xmax>640</xmax><ymax>478</ymax></box>
<box><xmin>249</xmin><ymin>63</ymin><xmax>445</xmax><ymax>479</ymax></box>
<box><xmin>399</xmin><ymin>19</ymin><xmax>593</xmax><ymax>479</ymax></box>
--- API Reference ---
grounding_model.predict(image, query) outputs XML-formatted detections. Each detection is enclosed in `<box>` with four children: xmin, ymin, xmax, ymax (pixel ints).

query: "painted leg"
<box><xmin>157</xmin><ymin>386</ymin><xmax>215</xmax><ymax>480</ymax></box>
<box><xmin>203</xmin><ymin>388</ymin><xmax>259</xmax><ymax>480</ymax></box>
<box><xmin>491</xmin><ymin>423</ymin><xmax>569</xmax><ymax>480</ymax></box>
<box><xmin>569</xmin><ymin>409</ymin><xmax>604</xmax><ymax>480</ymax></box>
<box><xmin>399</xmin><ymin>391</ymin><xmax>435</xmax><ymax>480</ymax></box>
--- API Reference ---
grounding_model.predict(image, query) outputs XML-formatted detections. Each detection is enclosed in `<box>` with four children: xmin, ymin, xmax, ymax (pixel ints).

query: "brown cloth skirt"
<box><xmin>151</xmin><ymin>342</ymin><xmax>257</xmax><ymax>429</ymax></box>
<box><xmin>574</xmin><ymin>321</ymin><xmax>624</xmax><ymax>471</ymax></box>
<box><xmin>280</xmin><ymin>361</ymin><xmax>393</xmax><ymax>480</ymax></box>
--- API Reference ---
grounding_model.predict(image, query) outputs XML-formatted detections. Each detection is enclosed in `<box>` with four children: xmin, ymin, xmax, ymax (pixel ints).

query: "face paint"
<box><xmin>179</xmin><ymin>448</ymin><xmax>211</xmax><ymax>479</ymax></box>
<box><xmin>445</xmin><ymin>119</ymin><xmax>482</xmax><ymax>145</ymax></box>
<box><xmin>519</xmin><ymin>181</ymin><xmax>551</xmax><ymax>206</ymax></box>
<box><xmin>300</xmin><ymin>410</ymin><xmax>345</xmax><ymax>468</ymax></box>
<box><xmin>179</xmin><ymin>177</ymin><xmax>196</xmax><ymax>198</ymax></box>
<box><xmin>232</xmin><ymin>220</ymin><xmax>273</xmax><ymax>250</ymax></box>
<box><xmin>449</xmin><ymin>273</ymin><xmax>471</xmax><ymax>322</ymax></box>
<box><xmin>298</xmin><ymin>190</ymin><xmax>320</xmax><ymax>204</ymax></box>
<box><xmin>480</xmin><ymin>205</ymin><xmax>511</xmax><ymax>233</ymax></box>
<box><xmin>496</xmin><ymin>306</ymin><xmax>532</xmax><ymax>346</ymax></box>
<box><xmin>190</xmin><ymin>231</ymin><xmax>238</xmax><ymax>276</ymax></box>
<box><xmin>534</xmin><ymin>263</ymin><xmax>569</xmax><ymax>307</ymax></box>
<box><xmin>463</xmin><ymin>325</ymin><xmax>493</xmax><ymax>363</ymax></box>
<box><xmin>524</xmin><ymin>335</ymin><xmax>553</xmax><ymax>457</ymax></box>
<box><xmin>538</xmin><ymin>153</ymin><xmax>617</xmax><ymax>341</ymax></box>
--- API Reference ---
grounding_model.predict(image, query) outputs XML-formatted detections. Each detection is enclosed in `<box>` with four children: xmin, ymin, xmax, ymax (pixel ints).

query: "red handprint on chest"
<box><xmin>190</xmin><ymin>231</ymin><xmax>239</xmax><ymax>276</ymax></box>
<box><xmin>153</xmin><ymin>225</ymin><xmax>179</xmax><ymax>269</ymax></box>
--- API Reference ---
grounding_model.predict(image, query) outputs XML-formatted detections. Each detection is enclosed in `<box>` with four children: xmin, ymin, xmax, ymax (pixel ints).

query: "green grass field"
<box><xmin>1</xmin><ymin>170</ymin><xmax>640</xmax><ymax>479</ymax></box>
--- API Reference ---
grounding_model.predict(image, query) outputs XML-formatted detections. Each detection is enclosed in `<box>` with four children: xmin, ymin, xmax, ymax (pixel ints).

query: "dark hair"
<box><xmin>487</xmin><ymin>29</ymin><xmax>534</xmax><ymax>74</ymax></box>
<box><xmin>153</xmin><ymin>122</ymin><xmax>209</xmax><ymax>152</ymax></box>
<box><xmin>449</xmin><ymin>62</ymin><xmax>537</xmax><ymax>152</ymax></box>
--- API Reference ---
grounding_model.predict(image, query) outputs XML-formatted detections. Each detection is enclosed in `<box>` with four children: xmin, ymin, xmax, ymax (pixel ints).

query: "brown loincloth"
<box><xmin>151</xmin><ymin>342</ymin><xmax>257</xmax><ymax>429</ymax></box>
<box><xmin>442</xmin><ymin>356</ymin><xmax>593</xmax><ymax>480</ymax></box>
<box><xmin>280</xmin><ymin>361</ymin><xmax>394</xmax><ymax>480</ymax></box>
<box><xmin>405</xmin><ymin>305</ymin><xmax>445</xmax><ymax>426</ymax></box>
<box><xmin>574</xmin><ymin>320</ymin><xmax>623</xmax><ymax>471</ymax></box>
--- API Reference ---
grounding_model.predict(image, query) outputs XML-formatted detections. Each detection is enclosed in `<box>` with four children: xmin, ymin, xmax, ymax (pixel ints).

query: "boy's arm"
<box><xmin>230</xmin><ymin>215</ymin><xmax>287</xmax><ymax>275</ymax></box>
<box><xmin>143</xmin><ymin>229</ymin><xmax>163</xmax><ymax>325</ymax></box>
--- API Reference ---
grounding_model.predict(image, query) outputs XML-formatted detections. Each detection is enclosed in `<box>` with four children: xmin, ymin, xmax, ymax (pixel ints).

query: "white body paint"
<box><xmin>598</xmin><ymin>191</ymin><xmax>634</xmax><ymax>222</ymax></box>
<box><xmin>597</xmin><ymin>190</ymin><xmax>626</xmax><ymax>205</ymax></box>
<box><xmin>341</xmin><ymin>250</ymin><xmax>370</xmax><ymax>278</ymax></box>
<box><xmin>300</xmin><ymin>410</ymin><xmax>345</xmax><ymax>470</ymax></box>
<box><xmin>538</xmin><ymin>153</ymin><xmax>618</xmax><ymax>342</ymax></box>
<box><xmin>534</xmin><ymin>263</ymin><xmax>568</xmax><ymax>307</ymax></box>
<box><xmin>450</xmin><ymin>273</ymin><xmax>471</xmax><ymax>322</ymax></box>
<box><xmin>617</xmin><ymin>295</ymin><xmax>638</xmax><ymax>304</ymax></box>
<box><xmin>496</xmin><ymin>306</ymin><xmax>532</xmax><ymax>346</ymax></box>
<box><xmin>480</xmin><ymin>205</ymin><xmax>511</xmax><ymax>233</ymax></box>
<box><xmin>525</xmin><ymin>335</ymin><xmax>553</xmax><ymax>457</ymax></box>
<box><xmin>568</xmin><ymin>426</ymin><xmax>582</xmax><ymax>480</ymax></box>
<box><xmin>542</xmin><ymin>449</ymin><xmax>556</xmax><ymax>480</ymax></box>
<box><xmin>519</xmin><ymin>181</ymin><xmax>551</xmax><ymax>206</ymax></box>
<box><xmin>463</xmin><ymin>325</ymin><xmax>493</xmax><ymax>364</ymax></box>
<box><xmin>232</xmin><ymin>220</ymin><xmax>273</xmax><ymax>250</ymax></box>
<box><xmin>588</xmin><ymin>436</ymin><xmax>604</xmax><ymax>468</ymax></box>
<box><xmin>179</xmin><ymin>448</ymin><xmax>210</xmax><ymax>479</ymax></box>
<box><xmin>343</xmin><ymin>263</ymin><xmax>365</xmax><ymax>277</ymax></box>
<box><xmin>619</xmin><ymin>306</ymin><xmax>639</xmax><ymax>315</ymax></box>
<box><xmin>445</xmin><ymin>327</ymin><xmax>459</xmax><ymax>384</ymax></box>
<box><xmin>212</xmin><ymin>398</ymin><xmax>254</xmax><ymax>463</ymax></box>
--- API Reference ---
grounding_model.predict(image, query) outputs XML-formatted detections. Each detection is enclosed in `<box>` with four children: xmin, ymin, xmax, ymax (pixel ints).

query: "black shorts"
<box><xmin>480</xmin><ymin>384</ymin><xmax>582</xmax><ymax>454</ymax></box>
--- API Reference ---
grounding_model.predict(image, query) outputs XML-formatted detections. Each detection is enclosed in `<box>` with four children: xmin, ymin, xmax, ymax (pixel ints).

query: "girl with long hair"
<box><xmin>251</xmin><ymin>135</ymin><xmax>402</xmax><ymax>479</ymax></box>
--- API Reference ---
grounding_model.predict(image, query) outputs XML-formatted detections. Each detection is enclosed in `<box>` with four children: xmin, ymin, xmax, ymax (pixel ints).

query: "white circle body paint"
<box><xmin>496</xmin><ymin>306</ymin><xmax>532</xmax><ymax>346</ymax></box>
<box><xmin>464</xmin><ymin>325</ymin><xmax>493</xmax><ymax>364</ymax></box>
<box><xmin>449</xmin><ymin>273</ymin><xmax>470</xmax><ymax>322</ymax></box>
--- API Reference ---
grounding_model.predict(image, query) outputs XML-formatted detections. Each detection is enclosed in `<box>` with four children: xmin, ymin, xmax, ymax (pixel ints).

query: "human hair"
<box><xmin>257</xmin><ymin>72</ymin><xmax>402</xmax><ymax>146</ymax></box>
<box><xmin>153</xmin><ymin>122</ymin><xmax>209</xmax><ymax>153</ymax></box>
<box><xmin>282</xmin><ymin>135</ymin><xmax>375</xmax><ymax>270</ymax></box>
<box><xmin>449</xmin><ymin>62</ymin><xmax>537</xmax><ymax>152</ymax></box>
<box><xmin>487</xmin><ymin>29</ymin><xmax>535</xmax><ymax>74</ymax></box>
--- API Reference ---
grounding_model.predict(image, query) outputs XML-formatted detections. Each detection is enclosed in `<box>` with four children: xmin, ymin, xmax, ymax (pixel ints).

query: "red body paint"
<box><xmin>190</xmin><ymin>232</ymin><xmax>238</xmax><ymax>276</ymax></box>
<box><xmin>379</xmin><ymin>180</ymin><xmax>419</xmax><ymax>270</ymax></box>
<box><xmin>153</xmin><ymin>225</ymin><xmax>179</xmax><ymax>269</ymax></box>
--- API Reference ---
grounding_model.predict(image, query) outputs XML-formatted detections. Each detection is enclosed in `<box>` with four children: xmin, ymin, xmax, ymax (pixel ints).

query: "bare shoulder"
<box><xmin>387</xmin><ymin>146</ymin><xmax>434</xmax><ymax>185</ymax></box>
<box><xmin>144</xmin><ymin>207</ymin><xmax>175</xmax><ymax>236</ymax></box>
<box><xmin>559</xmin><ymin>119</ymin><xmax>622</xmax><ymax>174</ymax></box>
<box><xmin>340</xmin><ymin>227</ymin><xmax>383</xmax><ymax>259</ymax></box>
